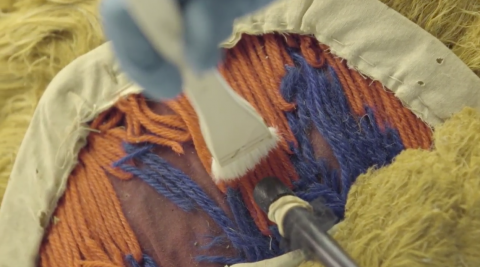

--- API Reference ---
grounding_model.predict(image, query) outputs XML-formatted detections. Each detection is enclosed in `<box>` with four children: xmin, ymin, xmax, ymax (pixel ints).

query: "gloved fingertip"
<box><xmin>182</xmin><ymin>0</ymin><xmax>276</xmax><ymax>71</ymax></box>
<box><xmin>101</xmin><ymin>0</ymin><xmax>183</xmax><ymax>99</ymax></box>
<box><xmin>183</xmin><ymin>0</ymin><xmax>230</xmax><ymax>71</ymax></box>
<box><xmin>100</xmin><ymin>0</ymin><xmax>129</xmax><ymax>28</ymax></box>
<box><xmin>138</xmin><ymin>65</ymin><xmax>183</xmax><ymax>100</ymax></box>
<box><xmin>186</xmin><ymin>45</ymin><xmax>224</xmax><ymax>72</ymax></box>
<box><xmin>141</xmin><ymin>83</ymin><xmax>182</xmax><ymax>100</ymax></box>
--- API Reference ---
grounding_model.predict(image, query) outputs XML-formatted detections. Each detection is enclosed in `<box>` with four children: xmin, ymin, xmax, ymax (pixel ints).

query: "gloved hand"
<box><xmin>100</xmin><ymin>0</ymin><xmax>274</xmax><ymax>99</ymax></box>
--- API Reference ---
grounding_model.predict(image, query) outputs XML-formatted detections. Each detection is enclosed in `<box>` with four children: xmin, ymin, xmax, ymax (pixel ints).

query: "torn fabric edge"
<box><xmin>223</xmin><ymin>0</ymin><xmax>480</xmax><ymax>127</ymax></box>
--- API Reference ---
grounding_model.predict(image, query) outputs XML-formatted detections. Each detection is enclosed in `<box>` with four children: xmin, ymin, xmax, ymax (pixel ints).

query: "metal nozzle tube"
<box><xmin>253</xmin><ymin>177</ymin><xmax>359</xmax><ymax>267</ymax></box>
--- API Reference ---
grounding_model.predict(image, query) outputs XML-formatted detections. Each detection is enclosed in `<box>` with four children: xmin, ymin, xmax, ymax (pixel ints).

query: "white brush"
<box><xmin>183</xmin><ymin>69</ymin><xmax>279</xmax><ymax>181</ymax></box>
<box><xmin>125</xmin><ymin>0</ymin><xmax>279</xmax><ymax>181</ymax></box>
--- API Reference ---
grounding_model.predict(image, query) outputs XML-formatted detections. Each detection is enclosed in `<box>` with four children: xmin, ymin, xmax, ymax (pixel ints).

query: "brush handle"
<box><xmin>182</xmin><ymin>69</ymin><xmax>272</xmax><ymax>166</ymax></box>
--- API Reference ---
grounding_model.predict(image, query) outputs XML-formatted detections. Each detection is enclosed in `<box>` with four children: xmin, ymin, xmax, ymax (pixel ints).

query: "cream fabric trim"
<box><xmin>1</xmin><ymin>0</ymin><xmax>480</xmax><ymax>266</ymax></box>
<box><xmin>268</xmin><ymin>195</ymin><xmax>312</xmax><ymax>236</ymax></box>
<box><xmin>222</xmin><ymin>0</ymin><xmax>480</xmax><ymax>126</ymax></box>
<box><xmin>229</xmin><ymin>250</ymin><xmax>306</xmax><ymax>267</ymax></box>
<box><xmin>0</xmin><ymin>43</ymin><xmax>142</xmax><ymax>267</ymax></box>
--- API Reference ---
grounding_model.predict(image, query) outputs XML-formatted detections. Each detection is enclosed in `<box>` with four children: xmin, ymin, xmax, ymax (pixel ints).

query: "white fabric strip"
<box><xmin>229</xmin><ymin>250</ymin><xmax>306</xmax><ymax>267</ymax></box>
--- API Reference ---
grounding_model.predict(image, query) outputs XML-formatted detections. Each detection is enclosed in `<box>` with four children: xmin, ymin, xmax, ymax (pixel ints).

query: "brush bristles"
<box><xmin>211</xmin><ymin>127</ymin><xmax>279</xmax><ymax>182</ymax></box>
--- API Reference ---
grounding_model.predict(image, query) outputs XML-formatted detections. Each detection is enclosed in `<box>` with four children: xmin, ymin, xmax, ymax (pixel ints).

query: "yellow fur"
<box><xmin>0</xmin><ymin>0</ymin><xmax>104</xmax><ymax>202</ymax></box>
<box><xmin>382</xmin><ymin>0</ymin><xmax>480</xmax><ymax>76</ymax></box>
<box><xmin>299</xmin><ymin>107</ymin><xmax>480</xmax><ymax>266</ymax></box>
<box><xmin>0</xmin><ymin>0</ymin><xmax>479</xmax><ymax>204</ymax></box>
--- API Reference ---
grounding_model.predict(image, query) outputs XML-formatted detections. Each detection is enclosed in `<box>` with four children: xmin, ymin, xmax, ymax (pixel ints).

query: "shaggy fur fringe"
<box><xmin>0</xmin><ymin>0</ymin><xmax>104</xmax><ymax>202</ymax></box>
<box><xmin>300</xmin><ymin>107</ymin><xmax>480</xmax><ymax>266</ymax></box>
<box><xmin>0</xmin><ymin>0</ymin><xmax>479</xmax><ymax>202</ymax></box>
<box><xmin>382</xmin><ymin>0</ymin><xmax>480</xmax><ymax>76</ymax></box>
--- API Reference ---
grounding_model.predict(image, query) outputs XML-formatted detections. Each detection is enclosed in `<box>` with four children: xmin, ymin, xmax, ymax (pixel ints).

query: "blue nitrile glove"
<box><xmin>100</xmin><ymin>0</ymin><xmax>274</xmax><ymax>100</ymax></box>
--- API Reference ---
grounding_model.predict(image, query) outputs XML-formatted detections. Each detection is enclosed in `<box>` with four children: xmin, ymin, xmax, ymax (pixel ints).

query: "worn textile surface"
<box><xmin>225</xmin><ymin>0</ymin><xmax>480</xmax><ymax>127</ymax></box>
<box><xmin>39</xmin><ymin>34</ymin><xmax>432</xmax><ymax>267</ymax></box>
<box><xmin>299</xmin><ymin>107</ymin><xmax>480</xmax><ymax>266</ymax></box>
<box><xmin>1</xmin><ymin>0</ymin><xmax>480</xmax><ymax>202</ymax></box>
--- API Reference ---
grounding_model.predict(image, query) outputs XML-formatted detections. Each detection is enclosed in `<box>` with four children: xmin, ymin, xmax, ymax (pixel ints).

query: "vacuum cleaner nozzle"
<box><xmin>253</xmin><ymin>176</ymin><xmax>359</xmax><ymax>267</ymax></box>
<box><xmin>253</xmin><ymin>176</ymin><xmax>294</xmax><ymax>214</ymax></box>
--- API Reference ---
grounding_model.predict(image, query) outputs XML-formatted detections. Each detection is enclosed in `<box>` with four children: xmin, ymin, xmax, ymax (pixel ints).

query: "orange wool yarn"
<box><xmin>39</xmin><ymin>107</ymin><xmax>142</xmax><ymax>267</ymax></box>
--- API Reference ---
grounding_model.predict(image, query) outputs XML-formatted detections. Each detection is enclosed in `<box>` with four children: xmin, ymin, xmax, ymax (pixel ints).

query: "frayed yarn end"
<box><xmin>211</xmin><ymin>127</ymin><xmax>279</xmax><ymax>182</ymax></box>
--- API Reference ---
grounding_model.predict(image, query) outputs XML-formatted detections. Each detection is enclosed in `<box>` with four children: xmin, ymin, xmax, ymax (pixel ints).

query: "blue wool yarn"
<box><xmin>282</xmin><ymin>49</ymin><xmax>404</xmax><ymax>216</ymax></box>
<box><xmin>126</xmin><ymin>254</ymin><xmax>159</xmax><ymax>267</ymax></box>
<box><xmin>226</xmin><ymin>188</ymin><xmax>281</xmax><ymax>261</ymax></box>
<box><xmin>116</xmin><ymin>144</ymin><xmax>274</xmax><ymax>264</ymax></box>
<box><xmin>114</xmin><ymin>144</ymin><xmax>196</xmax><ymax>212</ymax></box>
<box><xmin>113</xmin><ymin>144</ymin><xmax>155</xmax><ymax>167</ymax></box>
